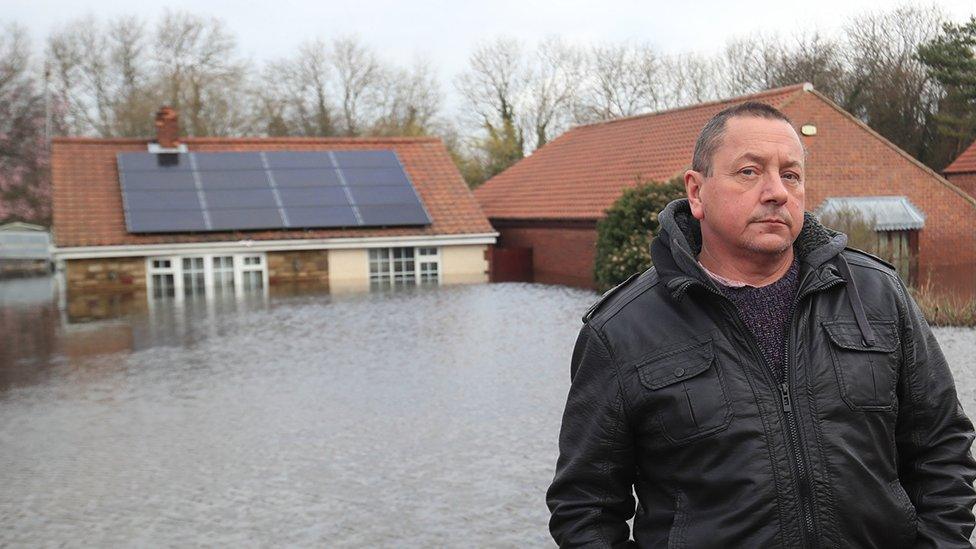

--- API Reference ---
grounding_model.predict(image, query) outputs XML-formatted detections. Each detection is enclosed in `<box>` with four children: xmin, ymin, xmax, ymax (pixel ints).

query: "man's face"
<box><xmin>685</xmin><ymin>116</ymin><xmax>805</xmax><ymax>260</ymax></box>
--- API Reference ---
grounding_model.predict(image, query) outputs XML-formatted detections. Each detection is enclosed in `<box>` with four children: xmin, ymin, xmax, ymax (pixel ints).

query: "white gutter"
<box><xmin>52</xmin><ymin>232</ymin><xmax>499</xmax><ymax>260</ymax></box>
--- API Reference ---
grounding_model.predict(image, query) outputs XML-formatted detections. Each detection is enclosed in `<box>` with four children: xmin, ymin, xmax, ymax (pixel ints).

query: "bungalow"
<box><xmin>944</xmin><ymin>139</ymin><xmax>976</xmax><ymax>200</ymax></box>
<box><xmin>51</xmin><ymin>108</ymin><xmax>497</xmax><ymax>316</ymax></box>
<box><xmin>475</xmin><ymin>83</ymin><xmax>976</xmax><ymax>291</ymax></box>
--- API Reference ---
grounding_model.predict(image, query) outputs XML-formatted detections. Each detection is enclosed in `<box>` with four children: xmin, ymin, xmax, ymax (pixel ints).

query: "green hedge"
<box><xmin>594</xmin><ymin>177</ymin><xmax>687</xmax><ymax>291</ymax></box>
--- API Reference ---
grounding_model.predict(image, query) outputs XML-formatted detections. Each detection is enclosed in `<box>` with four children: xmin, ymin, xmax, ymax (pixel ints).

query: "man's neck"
<box><xmin>697</xmin><ymin>243</ymin><xmax>795</xmax><ymax>288</ymax></box>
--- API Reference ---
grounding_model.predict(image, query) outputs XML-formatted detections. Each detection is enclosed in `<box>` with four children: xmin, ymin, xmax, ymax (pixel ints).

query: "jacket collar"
<box><xmin>651</xmin><ymin>198</ymin><xmax>848</xmax><ymax>300</ymax></box>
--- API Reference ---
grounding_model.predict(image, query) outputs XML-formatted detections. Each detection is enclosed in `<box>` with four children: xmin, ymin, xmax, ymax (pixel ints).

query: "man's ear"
<box><xmin>684</xmin><ymin>169</ymin><xmax>705</xmax><ymax>221</ymax></box>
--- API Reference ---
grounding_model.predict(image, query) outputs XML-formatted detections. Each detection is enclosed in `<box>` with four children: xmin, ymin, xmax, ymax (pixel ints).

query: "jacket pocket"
<box><xmin>887</xmin><ymin>479</ymin><xmax>919</xmax><ymax>544</ymax></box>
<box><xmin>823</xmin><ymin>319</ymin><xmax>900</xmax><ymax>411</ymax></box>
<box><xmin>636</xmin><ymin>338</ymin><xmax>733</xmax><ymax>445</ymax></box>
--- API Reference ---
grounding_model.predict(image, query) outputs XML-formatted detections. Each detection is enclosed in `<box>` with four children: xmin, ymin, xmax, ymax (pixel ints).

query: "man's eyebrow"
<box><xmin>730</xmin><ymin>152</ymin><xmax>804</xmax><ymax>168</ymax></box>
<box><xmin>730</xmin><ymin>152</ymin><xmax>766</xmax><ymax>165</ymax></box>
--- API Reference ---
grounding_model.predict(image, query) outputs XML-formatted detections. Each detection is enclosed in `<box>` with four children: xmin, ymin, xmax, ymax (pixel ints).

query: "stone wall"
<box><xmin>267</xmin><ymin>250</ymin><xmax>329</xmax><ymax>286</ymax></box>
<box><xmin>65</xmin><ymin>257</ymin><xmax>146</xmax><ymax>293</ymax></box>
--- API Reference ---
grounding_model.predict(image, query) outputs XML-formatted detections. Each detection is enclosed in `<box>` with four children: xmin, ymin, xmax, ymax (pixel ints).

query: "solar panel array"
<box><xmin>116</xmin><ymin>150</ymin><xmax>432</xmax><ymax>233</ymax></box>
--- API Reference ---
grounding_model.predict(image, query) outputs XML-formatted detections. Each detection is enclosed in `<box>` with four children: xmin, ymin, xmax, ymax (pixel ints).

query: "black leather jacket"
<box><xmin>547</xmin><ymin>199</ymin><xmax>976</xmax><ymax>548</ymax></box>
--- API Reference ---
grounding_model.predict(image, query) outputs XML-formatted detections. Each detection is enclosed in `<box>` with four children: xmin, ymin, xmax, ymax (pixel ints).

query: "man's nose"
<box><xmin>760</xmin><ymin>172</ymin><xmax>789</xmax><ymax>204</ymax></box>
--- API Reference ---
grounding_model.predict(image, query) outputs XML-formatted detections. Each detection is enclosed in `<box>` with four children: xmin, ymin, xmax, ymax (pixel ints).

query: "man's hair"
<box><xmin>691</xmin><ymin>101</ymin><xmax>795</xmax><ymax>176</ymax></box>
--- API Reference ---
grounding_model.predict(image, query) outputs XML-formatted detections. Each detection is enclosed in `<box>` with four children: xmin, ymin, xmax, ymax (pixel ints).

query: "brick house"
<box><xmin>475</xmin><ymin>83</ymin><xmax>976</xmax><ymax>291</ymax></box>
<box><xmin>944</xmin><ymin>139</ymin><xmax>976</xmax><ymax>200</ymax></box>
<box><xmin>51</xmin><ymin>109</ymin><xmax>497</xmax><ymax>317</ymax></box>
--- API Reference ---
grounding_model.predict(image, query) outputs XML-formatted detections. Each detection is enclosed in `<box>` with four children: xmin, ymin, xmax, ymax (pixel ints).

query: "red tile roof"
<box><xmin>474</xmin><ymin>84</ymin><xmax>808</xmax><ymax>220</ymax></box>
<box><xmin>945</xmin><ymin>139</ymin><xmax>976</xmax><ymax>174</ymax></box>
<box><xmin>51</xmin><ymin>136</ymin><xmax>494</xmax><ymax>248</ymax></box>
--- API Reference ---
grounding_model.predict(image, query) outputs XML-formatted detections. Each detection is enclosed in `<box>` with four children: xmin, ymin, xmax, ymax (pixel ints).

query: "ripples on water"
<box><xmin>0</xmin><ymin>278</ymin><xmax>594</xmax><ymax>547</ymax></box>
<box><xmin>2</xmin><ymin>277</ymin><xmax>975</xmax><ymax>547</ymax></box>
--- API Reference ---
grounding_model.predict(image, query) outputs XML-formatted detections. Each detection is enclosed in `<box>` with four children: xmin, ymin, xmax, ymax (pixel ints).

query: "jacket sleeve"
<box><xmin>547</xmin><ymin>322</ymin><xmax>637</xmax><ymax>548</ymax></box>
<box><xmin>893</xmin><ymin>280</ymin><xmax>976</xmax><ymax>548</ymax></box>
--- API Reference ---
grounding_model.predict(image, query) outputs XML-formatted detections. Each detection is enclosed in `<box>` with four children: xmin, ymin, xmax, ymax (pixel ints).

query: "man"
<box><xmin>546</xmin><ymin>102</ymin><xmax>976</xmax><ymax>547</ymax></box>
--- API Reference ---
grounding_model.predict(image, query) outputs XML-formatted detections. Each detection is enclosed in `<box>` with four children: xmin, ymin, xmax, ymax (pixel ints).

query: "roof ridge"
<box><xmin>568</xmin><ymin>82</ymin><xmax>810</xmax><ymax>132</ymax></box>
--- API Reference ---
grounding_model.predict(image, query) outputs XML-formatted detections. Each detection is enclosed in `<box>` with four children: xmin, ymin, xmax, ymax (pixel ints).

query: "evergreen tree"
<box><xmin>917</xmin><ymin>16</ymin><xmax>976</xmax><ymax>166</ymax></box>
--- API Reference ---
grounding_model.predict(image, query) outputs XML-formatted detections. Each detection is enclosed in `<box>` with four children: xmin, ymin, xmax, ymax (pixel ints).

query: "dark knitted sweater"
<box><xmin>711</xmin><ymin>259</ymin><xmax>800</xmax><ymax>382</ymax></box>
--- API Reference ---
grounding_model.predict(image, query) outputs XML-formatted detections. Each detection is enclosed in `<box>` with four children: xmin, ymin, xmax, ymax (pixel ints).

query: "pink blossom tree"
<box><xmin>0</xmin><ymin>24</ymin><xmax>51</xmax><ymax>225</ymax></box>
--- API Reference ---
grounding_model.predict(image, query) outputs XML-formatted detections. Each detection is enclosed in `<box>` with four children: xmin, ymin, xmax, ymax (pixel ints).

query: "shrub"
<box><xmin>594</xmin><ymin>177</ymin><xmax>686</xmax><ymax>291</ymax></box>
<box><xmin>910</xmin><ymin>277</ymin><xmax>976</xmax><ymax>327</ymax></box>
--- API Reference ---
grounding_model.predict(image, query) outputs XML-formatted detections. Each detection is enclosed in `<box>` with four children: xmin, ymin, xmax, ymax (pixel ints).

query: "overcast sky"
<box><xmin>7</xmin><ymin>0</ymin><xmax>975</xmax><ymax>116</ymax></box>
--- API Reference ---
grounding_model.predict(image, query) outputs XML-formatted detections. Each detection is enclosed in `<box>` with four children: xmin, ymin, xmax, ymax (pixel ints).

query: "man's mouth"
<box><xmin>756</xmin><ymin>218</ymin><xmax>788</xmax><ymax>226</ymax></box>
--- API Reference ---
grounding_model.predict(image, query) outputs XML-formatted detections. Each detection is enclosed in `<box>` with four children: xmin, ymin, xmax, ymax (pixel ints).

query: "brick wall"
<box><xmin>267</xmin><ymin>250</ymin><xmax>329</xmax><ymax>286</ymax></box>
<box><xmin>785</xmin><ymin>93</ymin><xmax>976</xmax><ymax>271</ymax></box>
<box><xmin>495</xmin><ymin>220</ymin><xmax>598</xmax><ymax>289</ymax></box>
<box><xmin>945</xmin><ymin>172</ymin><xmax>976</xmax><ymax>202</ymax></box>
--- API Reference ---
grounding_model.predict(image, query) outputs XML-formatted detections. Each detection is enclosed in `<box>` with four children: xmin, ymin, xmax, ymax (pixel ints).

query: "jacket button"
<box><xmin>674</xmin><ymin>367</ymin><xmax>685</xmax><ymax>378</ymax></box>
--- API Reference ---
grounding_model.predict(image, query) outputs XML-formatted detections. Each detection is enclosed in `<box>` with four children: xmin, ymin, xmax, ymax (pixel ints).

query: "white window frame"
<box><xmin>368</xmin><ymin>246</ymin><xmax>440</xmax><ymax>289</ymax></box>
<box><xmin>146</xmin><ymin>252</ymin><xmax>268</xmax><ymax>300</ymax></box>
<box><xmin>147</xmin><ymin>258</ymin><xmax>177</xmax><ymax>298</ymax></box>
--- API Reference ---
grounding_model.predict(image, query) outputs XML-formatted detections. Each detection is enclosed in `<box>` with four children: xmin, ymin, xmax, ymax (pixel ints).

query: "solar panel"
<box><xmin>286</xmin><ymin>206</ymin><xmax>361</xmax><ymax>227</ymax></box>
<box><xmin>116</xmin><ymin>150</ymin><xmax>431</xmax><ymax>233</ymax></box>
<box><xmin>358</xmin><ymin>203</ymin><xmax>430</xmax><ymax>226</ymax></box>
<box><xmin>277</xmin><ymin>187</ymin><xmax>349</xmax><ymax>207</ymax></box>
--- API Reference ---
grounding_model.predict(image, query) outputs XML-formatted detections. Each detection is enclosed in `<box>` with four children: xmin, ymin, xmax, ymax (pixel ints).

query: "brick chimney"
<box><xmin>154</xmin><ymin>106</ymin><xmax>180</xmax><ymax>149</ymax></box>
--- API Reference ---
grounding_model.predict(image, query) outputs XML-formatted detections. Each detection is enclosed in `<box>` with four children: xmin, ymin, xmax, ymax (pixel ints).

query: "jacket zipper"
<box><xmin>689</xmin><ymin>273</ymin><xmax>843</xmax><ymax>549</ymax></box>
<box><xmin>780</xmin><ymin>277</ymin><xmax>844</xmax><ymax>549</ymax></box>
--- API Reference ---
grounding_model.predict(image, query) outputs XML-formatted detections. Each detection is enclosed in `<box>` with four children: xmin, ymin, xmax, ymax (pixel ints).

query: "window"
<box><xmin>146</xmin><ymin>253</ymin><xmax>267</xmax><ymax>300</ymax></box>
<box><xmin>182</xmin><ymin>257</ymin><xmax>206</xmax><ymax>297</ymax></box>
<box><xmin>148</xmin><ymin>259</ymin><xmax>176</xmax><ymax>298</ymax></box>
<box><xmin>241</xmin><ymin>255</ymin><xmax>264</xmax><ymax>290</ymax></box>
<box><xmin>212</xmin><ymin>256</ymin><xmax>234</xmax><ymax>293</ymax></box>
<box><xmin>369</xmin><ymin>246</ymin><xmax>440</xmax><ymax>289</ymax></box>
<box><xmin>417</xmin><ymin>247</ymin><xmax>439</xmax><ymax>285</ymax></box>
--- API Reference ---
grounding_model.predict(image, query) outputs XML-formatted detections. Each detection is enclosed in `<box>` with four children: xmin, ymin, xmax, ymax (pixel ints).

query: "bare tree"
<box><xmin>719</xmin><ymin>34</ymin><xmax>781</xmax><ymax>96</ymax></box>
<box><xmin>455</xmin><ymin>37</ymin><xmax>526</xmax><ymax>138</ymax></box>
<box><xmin>108</xmin><ymin>16</ymin><xmax>157</xmax><ymax>136</ymax></box>
<box><xmin>295</xmin><ymin>40</ymin><xmax>336</xmax><ymax>136</ymax></box>
<box><xmin>331</xmin><ymin>36</ymin><xmax>382</xmax><ymax>136</ymax></box>
<box><xmin>719</xmin><ymin>32</ymin><xmax>847</xmax><ymax>99</ymax></box>
<box><xmin>248</xmin><ymin>60</ymin><xmax>296</xmax><ymax>136</ymax></box>
<box><xmin>661</xmin><ymin>52</ymin><xmax>723</xmax><ymax>107</ymax></box>
<box><xmin>46</xmin><ymin>15</ymin><xmax>156</xmax><ymax>136</ymax></box>
<box><xmin>153</xmin><ymin>10</ymin><xmax>247</xmax><ymax>136</ymax></box>
<box><xmin>525</xmin><ymin>37</ymin><xmax>583</xmax><ymax>148</ymax></box>
<box><xmin>454</xmin><ymin>37</ymin><xmax>526</xmax><ymax>185</ymax></box>
<box><xmin>841</xmin><ymin>5</ymin><xmax>945</xmax><ymax>160</ymax></box>
<box><xmin>575</xmin><ymin>42</ymin><xmax>665</xmax><ymax>123</ymax></box>
<box><xmin>372</xmin><ymin>59</ymin><xmax>442</xmax><ymax>136</ymax></box>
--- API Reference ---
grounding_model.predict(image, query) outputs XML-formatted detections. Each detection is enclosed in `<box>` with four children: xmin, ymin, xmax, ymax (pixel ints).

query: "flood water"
<box><xmin>2</xmin><ymin>277</ymin><xmax>975</xmax><ymax>547</ymax></box>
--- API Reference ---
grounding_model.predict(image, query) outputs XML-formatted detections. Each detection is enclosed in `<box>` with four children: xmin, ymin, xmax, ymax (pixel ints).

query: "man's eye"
<box><xmin>783</xmin><ymin>172</ymin><xmax>801</xmax><ymax>182</ymax></box>
<box><xmin>739</xmin><ymin>168</ymin><xmax>758</xmax><ymax>176</ymax></box>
